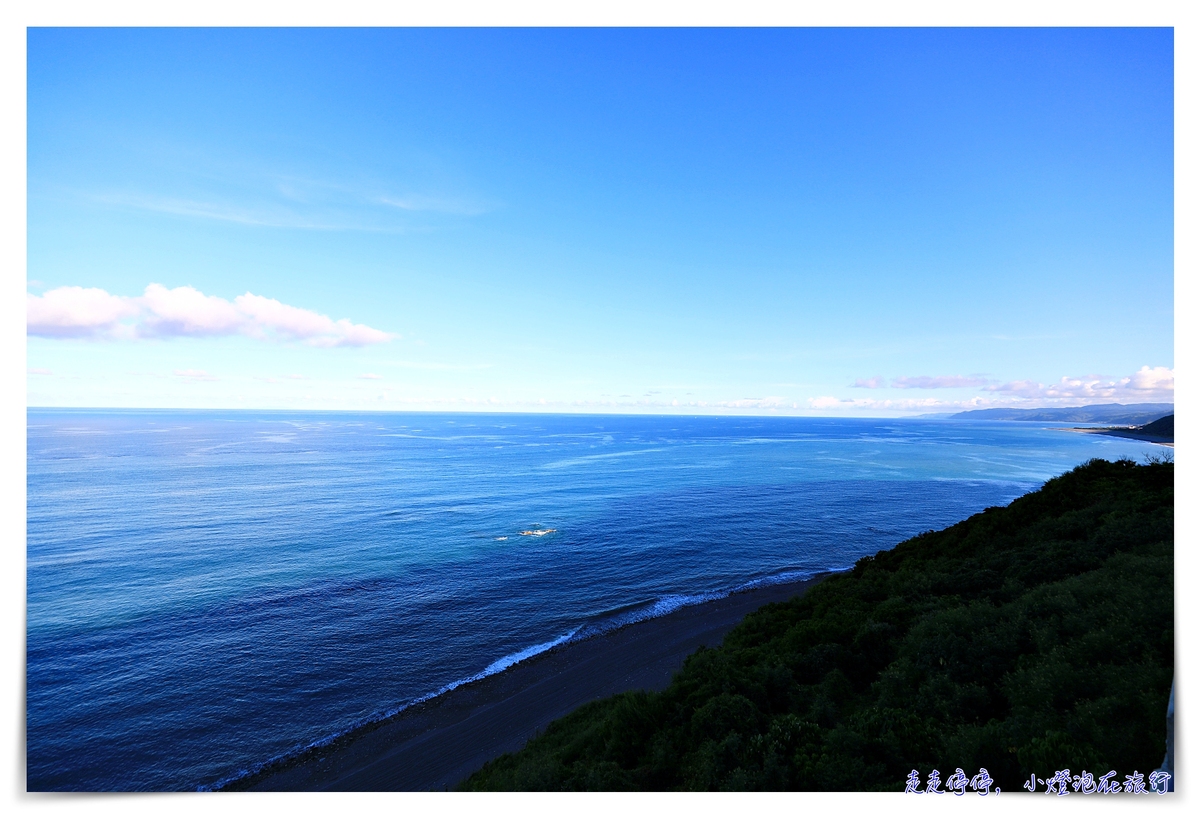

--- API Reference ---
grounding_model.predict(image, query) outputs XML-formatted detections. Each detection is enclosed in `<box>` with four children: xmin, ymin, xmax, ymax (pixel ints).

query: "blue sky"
<box><xmin>26</xmin><ymin>27</ymin><xmax>1174</xmax><ymax>414</ymax></box>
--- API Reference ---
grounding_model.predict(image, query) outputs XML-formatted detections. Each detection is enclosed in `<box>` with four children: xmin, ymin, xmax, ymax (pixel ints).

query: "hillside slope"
<box><xmin>1139</xmin><ymin>414</ymin><xmax>1174</xmax><ymax>440</ymax></box>
<box><xmin>462</xmin><ymin>459</ymin><xmax>1173</xmax><ymax>791</ymax></box>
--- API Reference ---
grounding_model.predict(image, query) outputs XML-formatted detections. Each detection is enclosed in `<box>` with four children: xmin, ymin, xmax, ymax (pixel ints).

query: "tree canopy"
<box><xmin>462</xmin><ymin>458</ymin><xmax>1173</xmax><ymax>791</ymax></box>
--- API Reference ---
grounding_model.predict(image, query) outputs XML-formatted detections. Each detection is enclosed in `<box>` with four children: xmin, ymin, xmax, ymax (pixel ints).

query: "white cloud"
<box><xmin>823</xmin><ymin>366</ymin><xmax>1174</xmax><ymax>411</ymax></box>
<box><xmin>27</xmin><ymin>286</ymin><xmax>140</xmax><ymax>338</ymax></box>
<box><xmin>985</xmin><ymin>366</ymin><xmax>1174</xmax><ymax>401</ymax></box>
<box><xmin>810</xmin><ymin>396</ymin><xmax>851</xmax><ymax>409</ymax></box>
<box><xmin>1126</xmin><ymin>365</ymin><xmax>1174</xmax><ymax>393</ymax></box>
<box><xmin>812</xmin><ymin>365</ymin><xmax>1174</xmax><ymax>413</ymax></box>
<box><xmin>141</xmin><ymin>284</ymin><xmax>245</xmax><ymax>337</ymax></box>
<box><xmin>358</xmin><ymin>373</ymin><xmax>383</xmax><ymax>380</ymax></box>
<box><xmin>27</xmin><ymin>284</ymin><xmax>394</xmax><ymax>347</ymax></box>
<box><xmin>234</xmin><ymin>292</ymin><xmax>392</xmax><ymax>346</ymax></box>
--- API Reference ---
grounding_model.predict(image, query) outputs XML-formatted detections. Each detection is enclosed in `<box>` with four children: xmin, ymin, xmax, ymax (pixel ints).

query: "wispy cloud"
<box><xmin>28</xmin><ymin>368</ymin><xmax>52</xmax><ymax>375</ymax></box>
<box><xmin>375</xmin><ymin>194</ymin><xmax>490</xmax><ymax>216</ymax></box>
<box><xmin>715</xmin><ymin>396</ymin><xmax>790</xmax><ymax>410</ymax></box>
<box><xmin>358</xmin><ymin>373</ymin><xmax>383</xmax><ymax>380</ymax></box>
<box><xmin>28</xmin><ymin>284</ymin><xmax>394</xmax><ymax>347</ymax></box>
<box><xmin>91</xmin><ymin>192</ymin><xmax>402</xmax><ymax>232</ymax></box>
<box><xmin>174</xmin><ymin>369</ymin><xmax>218</xmax><ymax>382</ymax></box>
<box><xmin>891</xmin><ymin>375</ymin><xmax>993</xmax><ymax>389</ymax></box>
<box><xmin>88</xmin><ymin>171</ymin><xmax>493</xmax><ymax>232</ymax></box>
<box><xmin>809</xmin><ymin>396</ymin><xmax>970</xmax><ymax>411</ymax></box>
<box><xmin>853</xmin><ymin>374</ymin><xmax>993</xmax><ymax>389</ymax></box>
<box><xmin>388</xmin><ymin>360</ymin><xmax>491</xmax><ymax>372</ymax></box>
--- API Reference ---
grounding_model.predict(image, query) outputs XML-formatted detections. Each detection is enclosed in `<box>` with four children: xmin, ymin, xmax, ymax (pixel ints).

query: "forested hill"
<box><xmin>946</xmin><ymin>403</ymin><xmax>1173</xmax><ymax>425</ymax></box>
<box><xmin>1139</xmin><ymin>414</ymin><xmax>1174</xmax><ymax>440</ymax></box>
<box><xmin>462</xmin><ymin>458</ymin><xmax>1174</xmax><ymax>791</ymax></box>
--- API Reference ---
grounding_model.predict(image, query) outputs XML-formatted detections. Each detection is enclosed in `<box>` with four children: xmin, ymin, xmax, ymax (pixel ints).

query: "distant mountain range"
<box><xmin>940</xmin><ymin>403</ymin><xmax>1174</xmax><ymax>425</ymax></box>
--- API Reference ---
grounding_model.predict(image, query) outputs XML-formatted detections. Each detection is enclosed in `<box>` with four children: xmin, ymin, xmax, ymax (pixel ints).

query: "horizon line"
<box><xmin>25</xmin><ymin>402</ymin><xmax>1174</xmax><ymax>419</ymax></box>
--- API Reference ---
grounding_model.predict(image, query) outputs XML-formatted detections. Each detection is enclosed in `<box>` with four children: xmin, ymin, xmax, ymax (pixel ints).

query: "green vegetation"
<box><xmin>1137</xmin><ymin>414</ymin><xmax>1174</xmax><ymax>441</ymax></box>
<box><xmin>1090</xmin><ymin>414</ymin><xmax>1173</xmax><ymax>445</ymax></box>
<box><xmin>462</xmin><ymin>459</ymin><xmax>1173</xmax><ymax>791</ymax></box>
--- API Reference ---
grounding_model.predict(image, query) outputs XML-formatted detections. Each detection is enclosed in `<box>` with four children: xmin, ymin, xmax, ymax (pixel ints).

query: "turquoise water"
<box><xmin>25</xmin><ymin>410</ymin><xmax>1161</xmax><ymax>790</ymax></box>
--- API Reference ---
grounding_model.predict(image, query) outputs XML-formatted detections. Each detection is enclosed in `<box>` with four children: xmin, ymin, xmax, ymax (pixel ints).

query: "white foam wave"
<box><xmin>205</xmin><ymin>567</ymin><xmax>841</xmax><ymax>791</ymax></box>
<box><xmin>204</xmin><ymin>625</ymin><xmax>583</xmax><ymax>791</ymax></box>
<box><xmin>568</xmin><ymin>568</ymin><xmax>833</xmax><ymax>639</ymax></box>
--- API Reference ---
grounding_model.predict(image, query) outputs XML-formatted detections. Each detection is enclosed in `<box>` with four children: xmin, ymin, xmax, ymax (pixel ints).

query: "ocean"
<box><xmin>24</xmin><ymin>410</ymin><xmax>1163</xmax><ymax>791</ymax></box>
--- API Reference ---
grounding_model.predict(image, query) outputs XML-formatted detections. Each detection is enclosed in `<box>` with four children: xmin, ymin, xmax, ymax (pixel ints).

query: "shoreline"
<box><xmin>1062</xmin><ymin>426</ymin><xmax>1174</xmax><ymax>447</ymax></box>
<box><xmin>221</xmin><ymin>571</ymin><xmax>840</xmax><ymax>792</ymax></box>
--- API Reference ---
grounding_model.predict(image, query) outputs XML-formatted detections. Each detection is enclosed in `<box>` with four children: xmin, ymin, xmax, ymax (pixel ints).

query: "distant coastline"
<box><xmin>1068</xmin><ymin>429</ymin><xmax>1173</xmax><ymax>447</ymax></box>
<box><xmin>1067</xmin><ymin>413</ymin><xmax>1173</xmax><ymax>448</ymax></box>
<box><xmin>937</xmin><ymin>402</ymin><xmax>1173</xmax><ymax>425</ymax></box>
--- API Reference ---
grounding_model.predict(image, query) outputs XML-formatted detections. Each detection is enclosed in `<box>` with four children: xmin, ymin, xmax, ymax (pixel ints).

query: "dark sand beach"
<box><xmin>227</xmin><ymin>572</ymin><xmax>835</xmax><ymax>792</ymax></box>
<box><xmin>1067</xmin><ymin>427</ymin><xmax>1174</xmax><ymax>447</ymax></box>
<box><xmin>1064</xmin><ymin>412</ymin><xmax>1173</xmax><ymax>447</ymax></box>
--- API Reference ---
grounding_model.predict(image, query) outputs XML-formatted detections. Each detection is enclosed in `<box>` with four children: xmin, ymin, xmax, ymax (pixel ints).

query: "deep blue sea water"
<box><xmin>25</xmin><ymin>410</ymin><xmax>1164</xmax><ymax>791</ymax></box>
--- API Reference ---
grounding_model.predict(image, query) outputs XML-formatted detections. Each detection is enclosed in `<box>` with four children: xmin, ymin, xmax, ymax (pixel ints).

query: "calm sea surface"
<box><xmin>25</xmin><ymin>410</ymin><xmax>1162</xmax><ymax>790</ymax></box>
